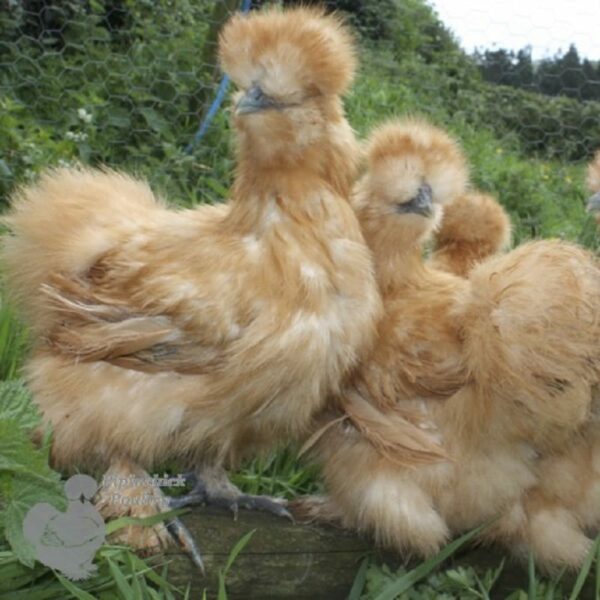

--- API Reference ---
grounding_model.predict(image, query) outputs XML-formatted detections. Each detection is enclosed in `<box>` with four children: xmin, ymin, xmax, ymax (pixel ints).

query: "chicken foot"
<box><xmin>168</xmin><ymin>466</ymin><xmax>292</xmax><ymax>521</ymax></box>
<box><xmin>94</xmin><ymin>458</ymin><xmax>204</xmax><ymax>571</ymax></box>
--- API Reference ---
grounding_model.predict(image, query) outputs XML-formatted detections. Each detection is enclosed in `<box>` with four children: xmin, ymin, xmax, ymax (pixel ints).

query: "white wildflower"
<box><xmin>77</xmin><ymin>108</ymin><xmax>93</xmax><ymax>124</ymax></box>
<box><xmin>66</xmin><ymin>131</ymin><xmax>89</xmax><ymax>142</ymax></box>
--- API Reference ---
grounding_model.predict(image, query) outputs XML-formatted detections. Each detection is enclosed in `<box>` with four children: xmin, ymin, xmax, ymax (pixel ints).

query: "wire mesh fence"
<box><xmin>1</xmin><ymin>0</ymin><xmax>599</xmax><ymax>243</ymax></box>
<box><xmin>1</xmin><ymin>0</ymin><xmax>240</xmax><ymax>204</ymax></box>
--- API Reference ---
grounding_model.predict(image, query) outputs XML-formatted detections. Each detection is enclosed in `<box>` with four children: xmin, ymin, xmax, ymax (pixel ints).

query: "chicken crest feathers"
<box><xmin>431</xmin><ymin>191</ymin><xmax>512</xmax><ymax>278</ymax></box>
<box><xmin>219</xmin><ymin>6</ymin><xmax>356</xmax><ymax>98</ymax></box>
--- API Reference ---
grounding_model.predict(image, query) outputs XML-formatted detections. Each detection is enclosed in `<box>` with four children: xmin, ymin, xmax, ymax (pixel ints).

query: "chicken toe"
<box><xmin>169</xmin><ymin>466</ymin><xmax>292</xmax><ymax>521</ymax></box>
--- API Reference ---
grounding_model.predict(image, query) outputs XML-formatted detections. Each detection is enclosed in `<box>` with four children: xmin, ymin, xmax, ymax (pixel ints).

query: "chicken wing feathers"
<box><xmin>41</xmin><ymin>274</ymin><xmax>227</xmax><ymax>374</ymax></box>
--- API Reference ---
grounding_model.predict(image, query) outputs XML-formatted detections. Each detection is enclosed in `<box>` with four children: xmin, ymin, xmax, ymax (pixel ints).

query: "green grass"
<box><xmin>0</xmin><ymin>300</ymin><xmax>28</xmax><ymax>381</ymax></box>
<box><xmin>350</xmin><ymin>536</ymin><xmax>600</xmax><ymax>599</ymax></box>
<box><xmin>0</xmin><ymin>541</ymin><xmax>190</xmax><ymax>600</ymax></box>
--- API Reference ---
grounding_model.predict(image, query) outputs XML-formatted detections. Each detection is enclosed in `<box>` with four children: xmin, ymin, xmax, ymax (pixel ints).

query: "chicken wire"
<box><xmin>1</xmin><ymin>0</ymin><xmax>599</xmax><ymax>206</ymax></box>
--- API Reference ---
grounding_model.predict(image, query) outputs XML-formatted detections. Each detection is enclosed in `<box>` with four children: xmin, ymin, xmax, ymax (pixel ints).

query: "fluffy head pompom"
<box><xmin>363</xmin><ymin>118</ymin><xmax>469</xmax><ymax>208</ymax></box>
<box><xmin>219</xmin><ymin>7</ymin><xmax>356</xmax><ymax>103</ymax></box>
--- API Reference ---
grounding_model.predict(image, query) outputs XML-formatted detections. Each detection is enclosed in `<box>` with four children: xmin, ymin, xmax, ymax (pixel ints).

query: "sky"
<box><xmin>430</xmin><ymin>0</ymin><xmax>600</xmax><ymax>61</ymax></box>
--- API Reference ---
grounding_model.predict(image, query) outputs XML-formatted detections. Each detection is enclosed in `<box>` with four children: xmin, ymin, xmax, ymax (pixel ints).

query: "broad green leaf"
<box><xmin>106</xmin><ymin>109</ymin><xmax>131</xmax><ymax>130</ymax></box>
<box><xmin>140</xmin><ymin>108</ymin><xmax>170</xmax><ymax>136</ymax></box>
<box><xmin>3</xmin><ymin>475</ymin><xmax>65</xmax><ymax>567</ymax></box>
<box><xmin>0</xmin><ymin>380</ymin><xmax>38</xmax><ymax>431</ymax></box>
<box><xmin>0</xmin><ymin>420</ymin><xmax>58</xmax><ymax>482</ymax></box>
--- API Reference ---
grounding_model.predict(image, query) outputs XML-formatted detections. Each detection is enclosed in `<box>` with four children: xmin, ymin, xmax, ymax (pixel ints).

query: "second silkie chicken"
<box><xmin>295</xmin><ymin>119</ymin><xmax>600</xmax><ymax>570</ymax></box>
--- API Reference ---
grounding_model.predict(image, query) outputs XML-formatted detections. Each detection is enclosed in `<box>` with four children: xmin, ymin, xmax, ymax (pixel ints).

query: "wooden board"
<box><xmin>162</xmin><ymin>506</ymin><xmax>596</xmax><ymax>599</ymax></box>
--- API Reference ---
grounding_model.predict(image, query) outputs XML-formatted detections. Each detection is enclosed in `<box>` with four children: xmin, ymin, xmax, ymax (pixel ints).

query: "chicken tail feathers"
<box><xmin>2</xmin><ymin>166</ymin><xmax>162</xmax><ymax>333</ymax></box>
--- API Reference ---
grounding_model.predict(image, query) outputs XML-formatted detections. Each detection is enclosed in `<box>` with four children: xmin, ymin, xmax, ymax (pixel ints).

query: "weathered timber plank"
<box><xmin>165</xmin><ymin>506</ymin><xmax>371</xmax><ymax>599</ymax></box>
<box><xmin>163</xmin><ymin>507</ymin><xmax>596</xmax><ymax>599</ymax></box>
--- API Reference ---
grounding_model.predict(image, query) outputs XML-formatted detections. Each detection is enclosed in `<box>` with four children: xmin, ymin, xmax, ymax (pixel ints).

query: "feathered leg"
<box><xmin>291</xmin><ymin>421</ymin><xmax>449</xmax><ymax>557</ymax></box>
<box><xmin>522</xmin><ymin>428</ymin><xmax>600</xmax><ymax>571</ymax></box>
<box><xmin>94</xmin><ymin>458</ymin><xmax>204</xmax><ymax>571</ymax></box>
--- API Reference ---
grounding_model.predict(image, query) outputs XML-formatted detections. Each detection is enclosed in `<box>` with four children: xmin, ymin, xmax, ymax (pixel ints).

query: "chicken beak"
<box><xmin>586</xmin><ymin>191</ymin><xmax>600</xmax><ymax>214</ymax></box>
<box><xmin>236</xmin><ymin>84</ymin><xmax>279</xmax><ymax>115</ymax></box>
<box><xmin>397</xmin><ymin>183</ymin><xmax>433</xmax><ymax>217</ymax></box>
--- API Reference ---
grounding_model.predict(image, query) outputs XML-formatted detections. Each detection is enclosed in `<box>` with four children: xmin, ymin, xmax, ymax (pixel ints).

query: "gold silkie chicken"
<box><xmin>294</xmin><ymin>119</ymin><xmax>600</xmax><ymax>568</ymax></box>
<box><xmin>2</xmin><ymin>7</ymin><xmax>381</xmax><ymax>564</ymax></box>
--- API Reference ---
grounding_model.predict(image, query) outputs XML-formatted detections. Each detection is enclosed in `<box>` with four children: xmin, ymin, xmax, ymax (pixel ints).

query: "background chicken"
<box><xmin>294</xmin><ymin>119</ymin><xmax>600</xmax><ymax>569</ymax></box>
<box><xmin>586</xmin><ymin>149</ymin><xmax>600</xmax><ymax>220</ymax></box>
<box><xmin>2</xmin><ymin>6</ymin><xmax>381</xmax><ymax>564</ymax></box>
<box><xmin>429</xmin><ymin>191</ymin><xmax>511</xmax><ymax>277</ymax></box>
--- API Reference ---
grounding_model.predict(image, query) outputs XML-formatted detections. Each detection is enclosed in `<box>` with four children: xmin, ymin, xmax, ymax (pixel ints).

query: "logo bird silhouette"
<box><xmin>23</xmin><ymin>474</ymin><xmax>105</xmax><ymax>580</ymax></box>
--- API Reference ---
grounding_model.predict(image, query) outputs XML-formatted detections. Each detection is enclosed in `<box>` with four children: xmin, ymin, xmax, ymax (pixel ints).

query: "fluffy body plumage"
<box><xmin>295</xmin><ymin>120</ymin><xmax>600</xmax><ymax>569</ymax></box>
<box><xmin>3</xmin><ymin>7</ymin><xmax>381</xmax><ymax>547</ymax></box>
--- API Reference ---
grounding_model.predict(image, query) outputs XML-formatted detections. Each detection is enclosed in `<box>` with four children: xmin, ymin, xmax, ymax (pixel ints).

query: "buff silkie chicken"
<box><xmin>2</xmin><ymin>6</ymin><xmax>380</xmax><ymax>567</ymax></box>
<box><xmin>429</xmin><ymin>191</ymin><xmax>511</xmax><ymax>277</ymax></box>
<box><xmin>293</xmin><ymin>119</ymin><xmax>600</xmax><ymax>567</ymax></box>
